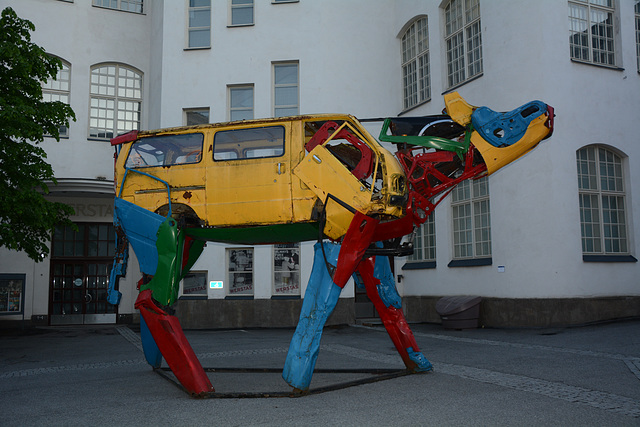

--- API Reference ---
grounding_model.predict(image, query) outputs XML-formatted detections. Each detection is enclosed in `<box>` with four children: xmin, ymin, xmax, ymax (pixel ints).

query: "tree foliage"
<box><xmin>0</xmin><ymin>7</ymin><xmax>77</xmax><ymax>261</ymax></box>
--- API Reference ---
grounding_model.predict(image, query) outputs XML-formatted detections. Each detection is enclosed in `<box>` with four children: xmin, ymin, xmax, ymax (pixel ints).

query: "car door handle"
<box><xmin>277</xmin><ymin>163</ymin><xmax>285</xmax><ymax>174</ymax></box>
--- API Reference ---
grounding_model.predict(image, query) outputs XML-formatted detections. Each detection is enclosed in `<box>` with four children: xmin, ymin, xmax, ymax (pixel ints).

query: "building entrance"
<box><xmin>49</xmin><ymin>223</ymin><xmax>117</xmax><ymax>325</ymax></box>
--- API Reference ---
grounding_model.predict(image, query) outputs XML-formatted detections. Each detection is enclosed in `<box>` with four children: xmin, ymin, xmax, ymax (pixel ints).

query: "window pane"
<box><xmin>231</xmin><ymin>6</ymin><xmax>253</xmax><ymax>25</ymax></box>
<box><xmin>182</xmin><ymin>272</ymin><xmax>207</xmax><ymax>296</ymax></box>
<box><xmin>189</xmin><ymin>9</ymin><xmax>210</xmax><ymax>27</ymax></box>
<box><xmin>275</xmin><ymin>64</ymin><xmax>298</xmax><ymax>84</ymax></box>
<box><xmin>275</xmin><ymin>86</ymin><xmax>298</xmax><ymax>106</ymax></box>
<box><xmin>273</xmin><ymin>244</ymin><xmax>300</xmax><ymax>295</ymax></box>
<box><xmin>214</xmin><ymin>126</ymin><xmax>284</xmax><ymax>160</ymax></box>
<box><xmin>228</xmin><ymin>249</ymin><xmax>253</xmax><ymax>296</ymax></box>
<box><xmin>126</xmin><ymin>133</ymin><xmax>204</xmax><ymax>168</ymax></box>
<box><xmin>185</xmin><ymin>109</ymin><xmax>209</xmax><ymax>126</ymax></box>
<box><xmin>230</xmin><ymin>88</ymin><xmax>253</xmax><ymax>108</ymax></box>
<box><xmin>189</xmin><ymin>29</ymin><xmax>210</xmax><ymax>48</ymax></box>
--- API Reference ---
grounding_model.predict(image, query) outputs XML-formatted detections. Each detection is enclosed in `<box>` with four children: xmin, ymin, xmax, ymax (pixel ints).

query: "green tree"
<box><xmin>0</xmin><ymin>7</ymin><xmax>76</xmax><ymax>261</ymax></box>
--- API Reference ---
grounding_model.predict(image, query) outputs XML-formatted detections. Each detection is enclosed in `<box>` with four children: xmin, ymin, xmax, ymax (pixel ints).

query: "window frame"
<box><xmin>179</xmin><ymin>271</ymin><xmax>208</xmax><ymax>299</ymax></box>
<box><xmin>576</xmin><ymin>145</ymin><xmax>632</xmax><ymax>259</ymax></box>
<box><xmin>407</xmin><ymin>213</ymin><xmax>436</xmax><ymax>265</ymax></box>
<box><xmin>226</xmin><ymin>248</ymin><xmax>254</xmax><ymax>298</ymax></box>
<box><xmin>568</xmin><ymin>0</ymin><xmax>619</xmax><ymax>68</ymax></box>
<box><xmin>213</xmin><ymin>126</ymin><xmax>285</xmax><ymax>161</ymax></box>
<box><xmin>401</xmin><ymin>16</ymin><xmax>430</xmax><ymax>111</ymax></box>
<box><xmin>228</xmin><ymin>84</ymin><xmax>254</xmax><ymax>121</ymax></box>
<box><xmin>125</xmin><ymin>133</ymin><xmax>205</xmax><ymax>169</ymax></box>
<box><xmin>89</xmin><ymin>63</ymin><xmax>143</xmax><ymax>140</ymax></box>
<box><xmin>187</xmin><ymin>0</ymin><xmax>211</xmax><ymax>49</ymax></box>
<box><xmin>443</xmin><ymin>0</ymin><xmax>483</xmax><ymax>90</ymax></box>
<box><xmin>273</xmin><ymin>61</ymin><xmax>299</xmax><ymax>117</ymax></box>
<box><xmin>635</xmin><ymin>0</ymin><xmax>640</xmax><ymax>73</ymax></box>
<box><xmin>229</xmin><ymin>0</ymin><xmax>254</xmax><ymax>27</ymax></box>
<box><xmin>92</xmin><ymin>0</ymin><xmax>143</xmax><ymax>14</ymax></box>
<box><xmin>0</xmin><ymin>274</ymin><xmax>26</xmax><ymax>315</ymax></box>
<box><xmin>450</xmin><ymin>176</ymin><xmax>491</xmax><ymax>264</ymax></box>
<box><xmin>272</xmin><ymin>243</ymin><xmax>301</xmax><ymax>297</ymax></box>
<box><xmin>42</xmin><ymin>57</ymin><xmax>71</xmax><ymax>138</ymax></box>
<box><xmin>183</xmin><ymin>107</ymin><xmax>210</xmax><ymax>126</ymax></box>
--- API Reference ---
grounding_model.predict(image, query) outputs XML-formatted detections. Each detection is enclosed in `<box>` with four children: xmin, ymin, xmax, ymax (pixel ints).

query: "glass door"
<box><xmin>49</xmin><ymin>223</ymin><xmax>117</xmax><ymax>325</ymax></box>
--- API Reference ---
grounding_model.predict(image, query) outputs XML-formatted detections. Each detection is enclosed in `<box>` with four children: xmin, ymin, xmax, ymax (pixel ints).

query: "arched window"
<box><xmin>576</xmin><ymin>146</ymin><xmax>629</xmax><ymax>255</ymax></box>
<box><xmin>443</xmin><ymin>0</ymin><xmax>482</xmax><ymax>88</ymax></box>
<box><xmin>401</xmin><ymin>17</ymin><xmax>430</xmax><ymax>110</ymax></box>
<box><xmin>89</xmin><ymin>64</ymin><xmax>142</xmax><ymax>139</ymax></box>
<box><xmin>42</xmin><ymin>58</ymin><xmax>71</xmax><ymax>137</ymax></box>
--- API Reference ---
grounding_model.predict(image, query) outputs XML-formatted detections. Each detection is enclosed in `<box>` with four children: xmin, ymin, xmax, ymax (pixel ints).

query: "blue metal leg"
<box><xmin>139</xmin><ymin>315</ymin><xmax>162</xmax><ymax>369</ymax></box>
<box><xmin>282</xmin><ymin>241</ymin><xmax>342</xmax><ymax>391</ymax></box>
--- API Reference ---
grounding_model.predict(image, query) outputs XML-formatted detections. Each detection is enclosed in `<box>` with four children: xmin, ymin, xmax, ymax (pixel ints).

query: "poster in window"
<box><xmin>0</xmin><ymin>275</ymin><xmax>25</xmax><ymax>314</ymax></box>
<box><xmin>228</xmin><ymin>249</ymin><xmax>253</xmax><ymax>295</ymax></box>
<box><xmin>273</xmin><ymin>243</ymin><xmax>300</xmax><ymax>295</ymax></box>
<box><xmin>182</xmin><ymin>272</ymin><xmax>207</xmax><ymax>296</ymax></box>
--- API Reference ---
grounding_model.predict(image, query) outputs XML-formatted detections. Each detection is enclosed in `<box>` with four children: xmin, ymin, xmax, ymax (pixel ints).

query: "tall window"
<box><xmin>228</xmin><ymin>85</ymin><xmax>254</xmax><ymax>121</ymax></box>
<box><xmin>273</xmin><ymin>62</ymin><xmax>299</xmax><ymax>117</ymax></box>
<box><xmin>183</xmin><ymin>108</ymin><xmax>210</xmax><ymax>126</ymax></box>
<box><xmin>444</xmin><ymin>0</ymin><xmax>482</xmax><ymax>89</ymax></box>
<box><xmin>89</xmin><ymin>64</ymin><xmax>142</xmax><ymax>139</ymax></box>
<box><xmin>93</xmin><ymin>0</ymin><xmax>143</xmax><ymax>13</ymax></box>
<box><xmin>577</xmin><ymin>146</ymin><xmax>629</xmax><ymax>255</ymax></box>
<box><xmin>451</xmin><ymin>177</ymin><xmax>491</xmax><ymax>260</ymax></box>
<box><xmin>42</xmin><ymin>59</ymin><xmax>71</xmax><ymax>137</ymax></box>
<box><xmin>273</xmin><ymin>244</ymin><xmax>300</xmax><ymax>296</ymax></box>
<box><xmin>635</xmin><ymin>1</ymin><xmax>640</xmax><ymax>72</ymax></box>
<box><xmin>188</xmin><ymin>0</ymin><xmax>211</xmax><ymax>48</ymax></box>
<box><xmin>230</xmin><ymin>0</ymin><xmax>254</xmax><ymax>26</ymax></box>
<box><xmin>569</xmin><ymin>0</ymin><xmax>617</xmax><ymax>66</ymax></box>
<box><xmin>408</xmin><ymin>214</ymin><xmax>436</xmax><ymax>263</ymax></box>
<box><xmin>227</xmin><ymin>248</ymin><xmax>253</xmax><ymax>296</ymax></box>
<box><xmin>401</xmin><ymin>17</ymin><xmax>430</xmax><ymax>110</ymax></box>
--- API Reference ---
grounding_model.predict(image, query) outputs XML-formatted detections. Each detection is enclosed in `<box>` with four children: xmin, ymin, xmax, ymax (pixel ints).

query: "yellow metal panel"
<box><xmin>205</xmin><ymin>125</ymin><xmax>293</xmax><ymax>227</ymax></box>
<box><xmin>293</xmin><ymin>144</ymin><xmax>373</xmax><ymax>239</ymax></box>
<box><xmin>444</xmin><ymin>91</ymin><xmax>475</xmax><ymax>126</ymax></box>
<box><xmin>470</xmin><ymin>114</ymin><xmax>550</xmax><ymax>175</ymax></box>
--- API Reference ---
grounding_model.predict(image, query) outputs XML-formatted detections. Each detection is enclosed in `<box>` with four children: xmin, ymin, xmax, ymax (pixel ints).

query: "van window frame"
<box><xmin>212</xmin><ymin>125</ymin><xmax>285</xmax><ymax>161</ymax></box>
<box><xmin>125</xmin><ymin>132</ymin><xmax>205</xmax><ymax>169</ymax></box>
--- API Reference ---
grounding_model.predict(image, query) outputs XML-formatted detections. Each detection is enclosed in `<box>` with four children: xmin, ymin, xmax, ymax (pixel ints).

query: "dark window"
<box><xmin>125</xmin><ymin>133</ymin><xmax>204</xmax><ymax>168</ymax></box>
<box><xmin>213</xmin><ymin>126</ymin><xmax>285</xmax><ymax>161</ymax></box>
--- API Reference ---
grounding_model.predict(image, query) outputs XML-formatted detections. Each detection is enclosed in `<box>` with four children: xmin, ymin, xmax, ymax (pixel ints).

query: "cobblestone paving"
<box><xmin>8</xmin><ymin>325</ymin><xmax>629</xmax><ymax>419</ymax></box>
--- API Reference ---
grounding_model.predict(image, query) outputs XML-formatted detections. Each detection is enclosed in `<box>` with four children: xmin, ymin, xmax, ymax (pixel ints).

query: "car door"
<box><xmin>206</xmin><ymin>123</ymin><xmax>293</xmax><ymax>227</ymax></box>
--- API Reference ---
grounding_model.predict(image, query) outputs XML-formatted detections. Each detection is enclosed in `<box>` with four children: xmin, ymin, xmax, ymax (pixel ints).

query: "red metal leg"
<box><xmin>356</xmin><ymin>256</ymin><xmax>432</xmax><ymax>372</ymax></box>
<box><xmin>332</xmin><ymin>211</ymin><xmax>379</xmax><ymax>288</ymax></box>
<box><xmin>135</xmin><ymin>290</ymin><xmax>214</xmax><ymax>396</ymax></box>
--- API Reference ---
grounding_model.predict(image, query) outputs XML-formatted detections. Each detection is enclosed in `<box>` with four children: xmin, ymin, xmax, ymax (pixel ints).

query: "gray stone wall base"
<box><xmin>174</xmin><ymin>298</ymin><xmax>355</xmax><ymax>329</ymax></box>
<box><xmin>403</xmin><ymin>296</ymin><xmax>640</xmax><ymax>328</ymax></box>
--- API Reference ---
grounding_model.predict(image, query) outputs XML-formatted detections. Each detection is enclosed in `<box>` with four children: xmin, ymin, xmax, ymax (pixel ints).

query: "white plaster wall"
<box><xmin>154</xmin><ymin>0</ymin><xmax>406</xmax><ymax>127</ymax></box>
<box><xmin>1</xmin><ymin>0</ymin><xmax>152</xmax><ymax>181</ymax></box>
<box><xmin>399</xmin><ymin>0</ymin><xmax>640</xmax><ymax>298</ymax></box>
<box><xmin>1</xmin><ymin>0</ymin><xmax>638</xmax><ymax>319</ymax></box>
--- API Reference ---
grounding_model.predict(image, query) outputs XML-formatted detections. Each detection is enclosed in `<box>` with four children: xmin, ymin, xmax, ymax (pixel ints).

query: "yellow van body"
<box><xmin>114</xmin><ymin>114</ymin><xmax>408</xmax><ymax>242</ymax></box>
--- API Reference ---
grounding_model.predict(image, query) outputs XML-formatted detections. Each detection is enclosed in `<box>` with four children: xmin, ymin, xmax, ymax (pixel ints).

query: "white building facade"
<box><xmin>1</xmin><ymin>0</ymin><xmax>638</xmax><ymax>328</ymax></box>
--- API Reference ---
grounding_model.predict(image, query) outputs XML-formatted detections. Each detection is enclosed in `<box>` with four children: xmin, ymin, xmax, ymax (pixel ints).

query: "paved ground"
<box><xmin>1</xmin><ymin>320</ymin><xmax>639</xmax><ymax>426</ymax></box>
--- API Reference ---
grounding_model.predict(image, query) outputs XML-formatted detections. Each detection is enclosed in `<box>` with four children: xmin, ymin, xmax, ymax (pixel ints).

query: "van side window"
<box><xmin>213</xmin><ymin>126</ymin><xmax>284</xmax><ymax>161</ymax></box>
<box><xmin>125</xmin><ymin>133</ymin><xmax>204</xmax><ymax>168</ymax></box>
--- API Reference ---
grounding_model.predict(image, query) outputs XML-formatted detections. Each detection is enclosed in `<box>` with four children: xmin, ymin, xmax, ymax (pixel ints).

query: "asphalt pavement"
<box><xmin>1</xmin><ymin>320</ymin><xmax>639</xmax><ymax>426</ymax></box>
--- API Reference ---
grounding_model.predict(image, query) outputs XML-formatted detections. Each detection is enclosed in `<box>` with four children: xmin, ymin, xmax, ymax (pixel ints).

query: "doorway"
<box><xmin>49</xmin><ymin>223</ymin><xmax>117</xmax><ymax>325</ymax></box>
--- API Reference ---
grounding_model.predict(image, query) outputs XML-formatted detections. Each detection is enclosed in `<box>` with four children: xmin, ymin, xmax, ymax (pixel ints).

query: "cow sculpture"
<box><xmin>107</xmin><ymin>92</ymin><xmax>554</xmax><ymax>396</ymax></box>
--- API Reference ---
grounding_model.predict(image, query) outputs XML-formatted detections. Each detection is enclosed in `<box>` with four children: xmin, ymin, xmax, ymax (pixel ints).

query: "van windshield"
<box><xmin>125</xmin><ymin>133</ymin><xmax>204</xmax><ymax>168</ymax></box>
